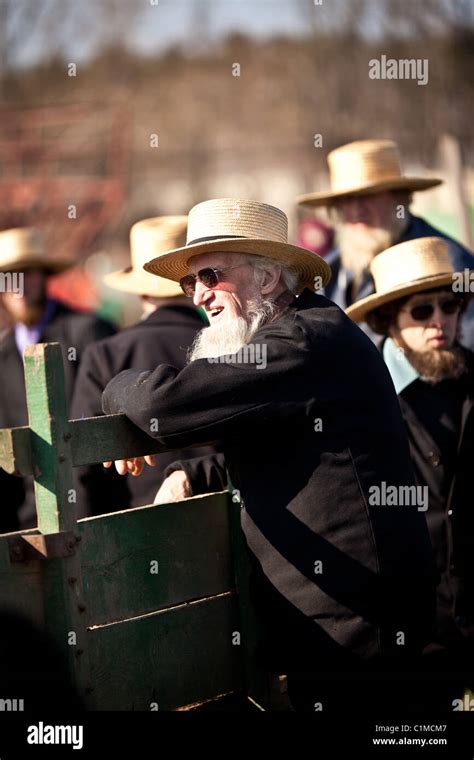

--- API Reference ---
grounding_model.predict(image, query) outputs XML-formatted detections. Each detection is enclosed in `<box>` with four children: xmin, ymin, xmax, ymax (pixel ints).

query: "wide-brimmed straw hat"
<box><xmin>296</xmin><ymin>140</ymin><xmax>442</xmax><ymax>208</ymax></box>
<box><xmin>0</xmin><ymin>227</ymin><xmax>73</xmax><ymax>273</ymax></box>
<box><xmin>144</xmin><ymin>198</ymin><xmax>331</xmax><ymax>293</ymax></box>
<box><xmin>346</xmin><ymin>237</ymin><xmax>456</xmax><ymax>323</ymax></box>
<box><xmin>103</xmin><ymin>216</ymin><xmax>187</xmax><ymax>298</ymax></box>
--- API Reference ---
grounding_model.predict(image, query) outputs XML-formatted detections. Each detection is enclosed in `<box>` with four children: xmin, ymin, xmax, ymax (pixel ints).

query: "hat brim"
<box><xmin>0</xmin><ymin>256</ymin><xmax>74</xmax><ymax>274</ymax></box>
<box><xmin>346</xmin><ymin>273</ymin><xmax>455</xmax><ymax>323</ymax></box>
<box><xmin>296</xmin><ymin>177</ymin><xmax>443</xmax><ymax>208</ymax></box>
<box><xmin>103</xmin><ymin>267</ymin><xmax>184</xmax><ymax>297</ymax></box>
<box><xmin>143</xmin><ymin>237</ymin><xmax>332</xmax><ymax>293</ymax></box>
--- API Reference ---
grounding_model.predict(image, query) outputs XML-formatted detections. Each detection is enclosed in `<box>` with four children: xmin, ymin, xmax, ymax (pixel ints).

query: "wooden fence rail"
<box><xmin>0</xmin><ymin>342</ymin><xmax>269</xmax><ymax>711</ymax></box>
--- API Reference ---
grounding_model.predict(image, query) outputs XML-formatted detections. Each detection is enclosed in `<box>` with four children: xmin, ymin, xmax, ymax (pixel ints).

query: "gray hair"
<box><xmin>243</xmin><ymin>253</ymin><xmax>300</xmax><ymax>294</ymax></box>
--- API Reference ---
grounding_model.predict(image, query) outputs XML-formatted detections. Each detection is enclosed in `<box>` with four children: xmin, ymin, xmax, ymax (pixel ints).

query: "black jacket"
<box><xmin>70</xmin><ymin>304</ymin><xmax>217</xmax><ymax>515</ymax></box>
<box><xmin>102</xmin><ymin>289</ymin><xmax>437</xmax><ymax>671</ymax></box>
<box><xmin>0</xmin><ymin>300</ymin><xmax>116</xmax><ymax>531</ymax></box>
<box><xmin>386</xmin><ymin>343</ymin><xmax>474</xmax><ymax>648</ymax></box>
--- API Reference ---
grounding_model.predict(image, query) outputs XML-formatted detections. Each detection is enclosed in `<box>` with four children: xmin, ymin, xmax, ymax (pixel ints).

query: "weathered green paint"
<box><xmin>0</xmin><ymin>530</ymin><xmax>44</xmax><ymax>623</ymax></box>
<box><xmin>78</xmin><ymin>492</ymin><xmax>234</xmax><ymax>627</ymax></box>
<box><xmin>22</xmin><ymin>343</ymin><xmax>92</xmax><ymax>701</ymax></box>
<box><xmin>42</xmin><ymin>551</ymin><xmax>92</xmax><ymax>701</ymax></box>
<box><xmin>0</xmin><ymin>342</ymin><xmax>265</xmax><ymax>710</ymax></box>
<box><xmin>70</xmin><ymin>415</ymin><xmax>216</xmax><ymax>467</ymax></box>
<box><xmin>23</xmin><ymin>343</ymin><xmax>74</xmax><ymax>534</ymax></box>
<box><xmin>87</xmin><ymin>593</ymin><xmax>243</xmax><ymax>710</ymax></box>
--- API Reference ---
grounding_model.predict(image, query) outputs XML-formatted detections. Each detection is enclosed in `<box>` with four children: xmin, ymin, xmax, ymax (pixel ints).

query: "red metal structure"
<box><xmin>0</xmin><ymin>102</ymin><xmax>130</xmax><ymax>260</ymax></box>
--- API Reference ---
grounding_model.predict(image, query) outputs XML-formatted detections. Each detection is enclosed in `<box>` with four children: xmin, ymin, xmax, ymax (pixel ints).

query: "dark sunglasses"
<box><xmin>179</xmin><ymin>265</ymin><xmax>245</xmax><ymax>297</ymax></box>
<box><xmin>401</xmin><ymin>297</ymin><xmax>463</xmax><ymax>322</ymax></box>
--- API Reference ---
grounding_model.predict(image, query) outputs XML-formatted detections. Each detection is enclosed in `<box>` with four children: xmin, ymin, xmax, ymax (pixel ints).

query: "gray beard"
<box><xmin>339</xmin><ymin>225</ymin><xmax>394</xmax><ymax>289</ymax></box>
<box><xmin>187</xmin><ymin>297</ymin><xmax>278</xmax><ymax>362</ymax></box>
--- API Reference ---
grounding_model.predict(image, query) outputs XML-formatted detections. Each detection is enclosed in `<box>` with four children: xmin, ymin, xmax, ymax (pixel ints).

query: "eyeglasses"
<box><xmin>179</xmin><ymin>265</ymin><xmax>246</xmax><ymax>297</ymax></box>
<box><xmin>400</xmin><ymin>297</ymin><xmax>463</xmax><ymax>322</ymax></box>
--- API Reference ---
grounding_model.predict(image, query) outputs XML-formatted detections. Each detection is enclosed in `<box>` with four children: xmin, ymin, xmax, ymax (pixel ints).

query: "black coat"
<box><xmin>0</xmin><ymin>300</ymin><xmax>116</xmax><ymax>531</ymax></box>
<box><xmin>387</xmin><ymin>343</ymin><xmax>474</xmax><ymax>648</ymax></box>
<box><xmin>102</xmin><ymin>289</ymin><xmax>437</xmax><ymax>671</ymax></box>
<box><xmin>70</xmin><ymin>304</ymin><xmax>217</xmax><ymax>516</ymax></box>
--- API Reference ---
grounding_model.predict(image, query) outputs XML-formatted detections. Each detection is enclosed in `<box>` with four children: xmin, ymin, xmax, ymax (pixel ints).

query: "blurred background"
<box><xmin>0</xmin><ymin>0</ymin><xmax>472</xmax><ymax>325</ymax></box>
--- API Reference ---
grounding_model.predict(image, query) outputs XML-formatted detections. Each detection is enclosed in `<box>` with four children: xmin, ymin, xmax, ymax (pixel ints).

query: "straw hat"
<box><xmin>144</xmin><ymin>198</ymin><xmax>331</xmax><ymax>293</ymax></box>
<box><xmin>345</xmin><ymin>237</ymin><xmax>455</xmax><ymax>323</ymax></box>
<box><xmin>296</xmin><ymin>140</ymin><xmax>442</xmax><ymax>208</ymax></box>
<box><xmin>103</xmin><ymin>216</ymin><xmax>188</xmax><ymax>297</ymax></box>
<box><xmin>0</xmin><ymin>227</ymin><xmax>73</xmax><ymax>273</ymax></box>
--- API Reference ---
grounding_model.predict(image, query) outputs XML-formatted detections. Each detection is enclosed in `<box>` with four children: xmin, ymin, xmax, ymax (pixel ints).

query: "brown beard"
<box><xmin>402</xmin><ymin>344</ymin><xmax>467</xmax><ymax>384</ymax></box>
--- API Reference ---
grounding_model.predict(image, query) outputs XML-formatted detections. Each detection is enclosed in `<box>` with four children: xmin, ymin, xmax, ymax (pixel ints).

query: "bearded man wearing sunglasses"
<box><xmin>101</xmin><ymin>198</ymin><xmax>438</xmax><ymax>715</ymax></box>
<box><xmin>347</xmin><ymin>236</ymin><xmax>474</xmax><ymax>712</ymax></box>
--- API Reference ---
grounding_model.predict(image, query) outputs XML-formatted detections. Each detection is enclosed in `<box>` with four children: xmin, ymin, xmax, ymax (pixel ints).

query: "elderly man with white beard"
<box><xmin>101</xmin><ymin>198</ymin><xmax>437</xmax><ymax>715</ymax></box>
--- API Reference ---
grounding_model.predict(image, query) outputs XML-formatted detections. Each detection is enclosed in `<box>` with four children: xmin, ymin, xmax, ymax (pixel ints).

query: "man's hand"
<box><xmin>154</xmin><ymin>470</ymin><xmax>191</xmax><ymax>504</ymax></box>
<box><xmin>103</xmin><ymin>454</ymin><xmax>156</xmax><ymax>477</ymax></box>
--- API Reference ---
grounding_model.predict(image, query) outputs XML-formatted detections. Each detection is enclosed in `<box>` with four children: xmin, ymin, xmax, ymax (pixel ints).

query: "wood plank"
<box><xmin>0</xmin><ymin>426</ymin><xmax>32</xmax><ymax>475</ymax></box>
<box><xmin>77</xmin><ymin>492</ymin><xmax>234</xmax><ymax>626</ymax></box>
<box><xmin>23</xmin><ymin>343</ymin><xmax>92</xmax><ymax>700</ymax></box>
<box><xmin>87</xmin><ymin>593</ymin><xmax>243</xmax><ymax>710</ymax></box>
<box><xmin>69</xmin><ymin>414</ymin><xmax>216</xmax><ymax>467</ymax></box>
<box><xmin>0</xmin><ymin>531</ymin><xmax>44</xmax><ymax>624</ymax></box>
<box><xmin>23</xmin><ymin>343</ymin><xmax>74</xmax><ymax>534</ymax></box>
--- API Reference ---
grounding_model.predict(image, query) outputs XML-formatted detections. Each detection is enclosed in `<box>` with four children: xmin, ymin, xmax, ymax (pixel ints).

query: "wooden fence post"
<box><xmin>23</xmin><ymin>342</ymin><xmax>92</xmax><ymax>703</ymax></box>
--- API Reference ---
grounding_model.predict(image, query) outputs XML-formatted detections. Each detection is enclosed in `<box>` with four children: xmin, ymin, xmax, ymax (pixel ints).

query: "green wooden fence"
<box><xmin>0</xmin><ymin>342</ymin><xmax>277</xmax><ymax>711</ymax></box>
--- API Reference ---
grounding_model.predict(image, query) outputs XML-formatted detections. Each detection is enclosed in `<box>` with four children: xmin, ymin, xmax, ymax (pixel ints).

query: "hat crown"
<box><xmin>186</xmin><ymin>198</ymin><xmax>288</xmax><ymax>246</ymax></box>
<box><xmin>328</xmin><ymin>139</ymin><xmax>403</xmax><ymax>193</ymax></box>
<box><xmin>370</xmin><ymin>237</ymin><xmax>453</xmax><ymax>294</ymax></box>
<box><xmin>130</xmin><ymin>216</ymin><xmax>187</xmax><ymax>270</ymax></box>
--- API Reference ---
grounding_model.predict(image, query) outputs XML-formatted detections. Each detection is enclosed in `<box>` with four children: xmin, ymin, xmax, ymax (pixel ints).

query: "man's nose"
<box><xmin>192</xmin><ymin>279</ymin><xmax>211</xmax><ymax>307</ymax></box>
<box><xmin>430</xmin><ymin>303</ymin><xmax>445</xmax><ymax>327</ymax></box>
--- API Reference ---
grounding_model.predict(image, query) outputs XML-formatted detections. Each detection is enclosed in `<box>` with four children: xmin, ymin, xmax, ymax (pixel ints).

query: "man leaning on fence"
<box><xmin>100</xmin><ymin>198</ymin><xmax>437</xmax><ymax>715</ymax></box>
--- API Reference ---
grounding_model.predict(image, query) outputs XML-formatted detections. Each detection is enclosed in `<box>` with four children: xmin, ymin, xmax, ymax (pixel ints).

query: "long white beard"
<box><xmin>187</xmin><ymin>297</ymin><xmax>278</xmax><ymax>362</ymax></box>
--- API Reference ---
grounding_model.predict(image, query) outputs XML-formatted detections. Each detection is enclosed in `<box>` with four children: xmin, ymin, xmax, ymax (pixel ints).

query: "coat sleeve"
<box><xmin>164</xmin><ymin>453</ymin><xmax>228</xmax><ymax>496</ymax></box>
<box><xmin>102</xmin><ymin>314</ymin><xmax>313</xmax><ymax>448</ymax></box>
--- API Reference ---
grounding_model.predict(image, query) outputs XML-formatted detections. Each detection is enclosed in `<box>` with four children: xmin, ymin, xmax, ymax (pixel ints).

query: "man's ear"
<box><xmin>259</xmin><ymin>264</ymin><xmax>282</xmax><ymax>295</ymax></box>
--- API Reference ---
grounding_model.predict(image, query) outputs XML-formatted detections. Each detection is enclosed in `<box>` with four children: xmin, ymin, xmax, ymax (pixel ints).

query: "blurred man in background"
<box><xmin>347</xmin><ymin>237</ymin><xmax>474</xmax><ymax>712</ymax></box>
<box><xmin>0</xmin><ymin>227</ymin><xmax>116</xmax><ymax>532</ymax></box>
<box><xmin>297</xmin><ymin>139</ymin><xmax>474</xmax><ymax>349</ymax></box>
<box><xmin>71</xmin><ymin>215</ymin><xmax>216</xmax><ymax>515</ymax></box>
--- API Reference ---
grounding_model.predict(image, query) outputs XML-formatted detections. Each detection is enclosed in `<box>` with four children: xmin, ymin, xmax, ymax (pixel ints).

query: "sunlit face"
<box><xmin>391</xmin><ymin>290</ymin><xmax>461</xmax><ymax>353</ymax></box>
<box><xmin>0</xmin><ymin>268</ymin><xmax>47</xmax><ymax>325</ymax></box>
<box><xmin>189</xmin><ymin>252</ymin><xmax>263</xmax><ymax>324</ymax></box>
<box><xmin>335</xmin><ymin>191</ymin><xmax>400</xmax><ymax>230</ymax></box>
<box><xmin>185</xmin><ymin>251</ymin><xmax>283</xmax><ymax>361</ymax></box>
<box><xmin>333</xmin><ymin>192</ymin><xmax>408</xmax><ymax>277</ymax></box>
